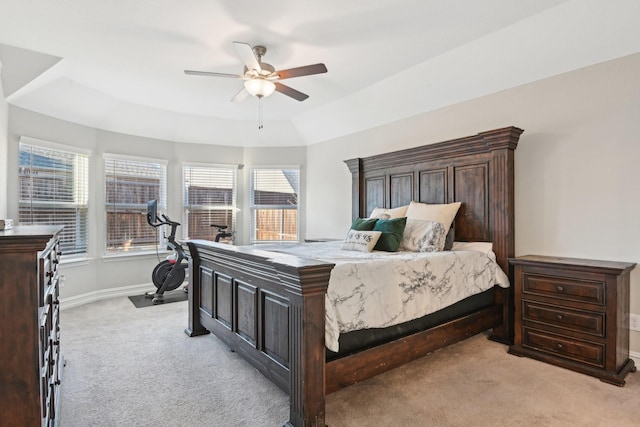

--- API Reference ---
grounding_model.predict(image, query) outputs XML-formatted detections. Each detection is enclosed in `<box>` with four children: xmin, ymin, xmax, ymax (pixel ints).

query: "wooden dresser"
<box><xmin>509</xmin><ymin>255</ymin><xmax>636</xmax><ymax>386</ymax></box>
<box><xmin>0</xmin><ymin>226</ymin><xmax>64</xmax><ymax>427</ymax></box>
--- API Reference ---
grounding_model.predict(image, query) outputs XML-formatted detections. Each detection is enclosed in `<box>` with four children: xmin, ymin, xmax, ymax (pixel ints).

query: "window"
<box><xmin>104</xmin><ymin>155</ymin><xmax>166</xmax><ymax>254</ymax></box>
<box><xmin>19</xmin><ymin>138</ymin><xmax>90</xmax><ymax>257</ymax></box>
<box><xmin>183</xmin><ymin>164</ymin><xmax>237</xmax><ymax>242</ymax></box>
<box><xmin>249</xmin><ymin>167</ymin><xmax>299</xmax><ymax>243</ymax></box>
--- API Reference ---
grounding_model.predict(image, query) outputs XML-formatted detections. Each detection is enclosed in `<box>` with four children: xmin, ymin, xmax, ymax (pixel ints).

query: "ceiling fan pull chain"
<box><xmin>258</xmin><ymin>96</ymin><xmax>264</xmax><ymax>129</ymax></box>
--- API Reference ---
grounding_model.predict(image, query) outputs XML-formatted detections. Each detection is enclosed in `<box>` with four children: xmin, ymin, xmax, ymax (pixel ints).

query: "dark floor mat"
<box><xmin>128</xmin><ymin>290</ymin><xmax>188</xmax><ymax>308</ymax></box>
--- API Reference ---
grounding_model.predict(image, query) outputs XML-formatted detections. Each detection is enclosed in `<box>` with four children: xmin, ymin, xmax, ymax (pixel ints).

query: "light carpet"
<box><xmin>59</xmin><ymin>297</ymin><xmax>640</xmax><ymax>426</ymax></box>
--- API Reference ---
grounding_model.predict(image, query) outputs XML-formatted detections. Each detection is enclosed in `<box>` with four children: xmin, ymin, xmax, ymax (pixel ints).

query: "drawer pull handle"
<box><xmin>556</xmin><ymin>343</ymin><xmax>563</xmax><ymax>350</ymax></box>
<box><xmin>556</xmin><ymin>314</ymin><xmax>563</xmax><ymax>321</ymax></box>
<box><xmin>46</xmin><ymin>271</ymin><xmax>53</xmax><ymax>278</ymax></box>
<box><xmin>556</xmin><ymin>285</ymin><xmax>564</xmax><ymax>292</ymax></box>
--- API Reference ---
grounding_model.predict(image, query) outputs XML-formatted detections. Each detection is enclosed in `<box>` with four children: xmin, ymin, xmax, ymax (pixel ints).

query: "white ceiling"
<box><xmin>1</xmin><ymin>0</ymin><xmax>639</xmax><ymax>147</ymax></box>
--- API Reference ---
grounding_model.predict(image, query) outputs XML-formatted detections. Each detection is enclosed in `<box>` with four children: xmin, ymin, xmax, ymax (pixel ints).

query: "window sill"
<box><xmin>60</xmin><ymin>256</ymin><xmax>92</xmax><ymax>267</ymax></box>
<box><xmin>102</xmin><ymin>250</ymin><xmax>171</xmax><ymax>262</ymax></box>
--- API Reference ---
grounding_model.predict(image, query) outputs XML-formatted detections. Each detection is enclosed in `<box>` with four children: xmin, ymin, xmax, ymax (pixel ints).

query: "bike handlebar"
<box><xmin>148</xmin><ymin>214</ymin><xmax>232</xmax><ymax>243</ymax></box>
<box><xmin>147</xmin><ymin>213</ymin><xmax>180</xmax><ymax>228</ymax></box>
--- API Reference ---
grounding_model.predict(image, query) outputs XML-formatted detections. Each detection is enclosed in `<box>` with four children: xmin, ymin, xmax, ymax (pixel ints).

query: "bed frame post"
<box><xmin>344</xmin><ymin>158</ymin><xmax>364</xmax><ymax>220</ymax></box>
<box><xmin>184</xmin><ymin>244</ymin><xmax>210</xmax><ymax>337</ymax></box>
<box><xmin>480</xmin><ymin>126</ymin><xmax>522</xmax><ymax>344</ymax></box>
<box><xmin>480</xmin><ymin>126</ymin><xmax>522</xmax><ymax>274</ymax></box>
<box><xmin>489</xmin><ymin>285</ymin><xmax>514</xmax><ymax>344</ymax></box>
<box><xmin>278</xmin><ymin>263</ymin><xmax>333</xmax><ymax>427</ymax></box>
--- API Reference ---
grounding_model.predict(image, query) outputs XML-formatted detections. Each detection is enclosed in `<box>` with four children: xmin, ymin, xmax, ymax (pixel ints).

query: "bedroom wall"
<box><xmin>305</xmin><ymin>52</ymin><xmax>640</xmax><ymax>355</ymax></box>
<box><xmin>6</xmin><ymin>106</ymin><xmax>305</xmax><ymax>301</ymax></box>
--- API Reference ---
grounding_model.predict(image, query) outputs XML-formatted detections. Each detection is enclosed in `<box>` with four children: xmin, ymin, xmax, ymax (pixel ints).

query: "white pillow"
<box><xmin>405</xmin><ymin>201</ymin><xmax>461</xmax><ymax>234</ymax></box>
<box><xmin>401</xmin><ymin>219</ymin><xmax>447</xmax><ymax>252</ymax></box>
<box><xmin>341</xmin><ymin>229</ymin><xmax>382</xmax><ymax>252</ymax></box>
<box><xmin>451</xmin><ymin>241</ymin><xmax>493</xmax><ymax>255</ymax></box>
<box><xmin>369</xmin><ymin>205</ymin><xmax>408</xmax><ymax>220</ymax></box>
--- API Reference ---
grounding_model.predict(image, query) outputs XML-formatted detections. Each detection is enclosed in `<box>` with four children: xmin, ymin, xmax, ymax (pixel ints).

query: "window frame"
<box><xmin>103</xmin><ymin>153</ymin><xmax>167</xmax><ymax>256</ymax></box>
<box><xmin>18</xmin><ymin>136</ymin><xmax>91</xmax><ymax>260</ymax></box>
<box><xmin>182</xmin><ymin>162</ymin><xmax>239</xmax><ymax>242</ymax></box>
<box><xmin>249</xmin><ymin>166</ymin><xmax>300</xmax><ymax>244</ymax></box>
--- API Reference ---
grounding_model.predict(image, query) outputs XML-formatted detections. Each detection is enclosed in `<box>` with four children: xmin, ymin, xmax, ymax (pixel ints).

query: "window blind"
<box><xmin>19</xmin><ymin>141</ymin><xmax>90</xmax><ymax>257</ymax></box>
<box><xmin>249</xmin><ymin>168</ymin><xmax>299</xmax><ymax>242</ymax></box>
<box><xmin>104</xmin><ymin>156</ymin><xmax>166</xmax><ymax>253</ymax></box>
<box><xmin>183</xmin><ymin>164</ymin><xmax>237</xmax><ymax>241</ymax></box>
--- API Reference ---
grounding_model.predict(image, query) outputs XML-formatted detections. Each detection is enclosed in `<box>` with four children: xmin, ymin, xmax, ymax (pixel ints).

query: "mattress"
<box><xmin>258</xmin><ymin>241</ymin><xmax>509</xmax><ymax>352</ymax></box>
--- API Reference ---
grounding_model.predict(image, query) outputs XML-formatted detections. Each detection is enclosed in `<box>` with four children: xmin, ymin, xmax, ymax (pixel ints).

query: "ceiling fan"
<box><xmin>184</xmin><ymin>41</ymin><xmax>328</xmax><ymax>103</ymax></box>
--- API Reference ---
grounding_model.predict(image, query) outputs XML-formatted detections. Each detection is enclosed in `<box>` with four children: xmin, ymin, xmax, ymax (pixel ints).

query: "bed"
<box><xmin>185</xmin><ymin>126</ymin><xmax>523</xmax><ymax>427</ymax></box>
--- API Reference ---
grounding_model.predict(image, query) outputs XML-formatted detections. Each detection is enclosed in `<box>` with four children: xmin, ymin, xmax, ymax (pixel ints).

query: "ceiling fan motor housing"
<box><xmin>244</xmin><ymin>45</ymin><xmax>275</xmax><ymax>77</ymax></box>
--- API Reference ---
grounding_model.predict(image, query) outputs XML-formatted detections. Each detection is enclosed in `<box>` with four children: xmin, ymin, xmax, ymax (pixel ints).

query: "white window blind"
<box><xmin>183</xmin><ymin>164</ymin><xmax>237</xmax><ymax>242</ymax></box>
<box><xmin>249</xmin><ymin>167</ymin><xmax>299</xmax><ymax>243</ymax></box>
<box><xmin>19</xmin><ymin>141</ymin><xmax>90</xmax><ymax>257</ymax></box>
<box><xmin>104</xmin><ymin>156</ymin><xmax>166</xmax><ymax>253</ymax></box>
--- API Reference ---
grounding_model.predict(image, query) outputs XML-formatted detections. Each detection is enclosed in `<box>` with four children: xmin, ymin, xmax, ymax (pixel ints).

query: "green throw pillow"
<box><xmin>373</xmin><ymin>217</ymin><xmax>407</xmax><ymax>252</ymax></box>
<box><xmin>351</xmin><ymin>217</ymin><xmax>378</xmax><ymax>231</ymax></box>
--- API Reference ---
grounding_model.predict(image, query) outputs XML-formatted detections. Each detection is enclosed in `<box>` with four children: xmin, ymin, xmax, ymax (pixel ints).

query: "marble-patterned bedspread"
<box><xmin>256</xmin><ymin>242</ymin><xmax>509</xmax><ymax>352</ymax></box>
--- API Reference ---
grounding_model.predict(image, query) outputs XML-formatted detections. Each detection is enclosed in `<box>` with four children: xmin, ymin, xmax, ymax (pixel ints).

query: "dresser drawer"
<box><xmin>38</xmin><ymin>242</ymin><xmax>58</xmax><ymax>306</ymax></box>
<box><xmin>39</xmin><ymin>255</ymin><xmax>52</xmax><ymax>305</ymax></box>
<box><xmin>522</xmin><ymin>328</ymin><xmax>605</xmax><ymax>368</ymax></box>
<box><xmin>522</xmin><ymin>300</ymin><xmax>604</xmax><ymax>337</ymax></box>
<box><xmin>522</xmin><ymin>273</ymin><xmax>605</xmax><ymax>306</ymax></box>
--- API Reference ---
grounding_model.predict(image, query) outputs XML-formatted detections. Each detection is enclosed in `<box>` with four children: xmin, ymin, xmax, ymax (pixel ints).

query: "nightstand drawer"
<box><xmin>522</xmin><ymin>328</ymin><xmax>605</xmax><ymax>368</ymax></box>
<box><xmin>523</xmin><ymin>301</ymin><xmax>604</xmax><ymax>337</ymax></box>
<box><xmin>523</xmin><ymin>274</ymin><xmax>605</xmax><ymax>305</ymax></box>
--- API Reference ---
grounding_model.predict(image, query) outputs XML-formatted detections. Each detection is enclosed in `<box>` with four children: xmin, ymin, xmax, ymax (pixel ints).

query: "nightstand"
<box><xmin>508</xmin><ymin>255</ymin><xmax>636</xmax><ymax>386</ymax></box>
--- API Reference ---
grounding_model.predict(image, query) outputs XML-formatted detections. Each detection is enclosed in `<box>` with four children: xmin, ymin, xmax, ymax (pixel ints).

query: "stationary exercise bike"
<box><xmin>145</xmin><ymin>200</ymin><xmax>234</xmax><ymax>304</ymax></box>
<box><xmin>146</xmin><ymin>201</ymin><xmax>189</xmax><ymax>304</ymax></box>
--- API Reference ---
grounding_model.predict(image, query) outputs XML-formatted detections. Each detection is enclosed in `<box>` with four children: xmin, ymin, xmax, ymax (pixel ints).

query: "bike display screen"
<box><xmin>147</xmin><ymin>199</ymin><xmax>158</xmax><ymax>225</ymax></box>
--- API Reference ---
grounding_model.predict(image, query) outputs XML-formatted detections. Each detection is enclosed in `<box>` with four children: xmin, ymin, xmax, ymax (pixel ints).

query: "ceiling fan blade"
<box><xmin>274</xmin><ymin>82</ymin><xmax>309</xmax><ymax>101</ymax></box>
<box><xmin>233</xmin><ymin>41</ymin><xmax>261</xmax><ymax>73</ymax></box>
<box><xmin>231</xmin><ymin>87</ymin><xmax>250</xmax><ymax>102</ymax></box>
<box><xmin>275</xmin><ymin>63</ymin><xmax>327</xmax><ymax>80</ymax></box>
<box><xmin>184</xmin><ymin>70</ymin><xmax>243</xmax><ymax>78</ymax></box>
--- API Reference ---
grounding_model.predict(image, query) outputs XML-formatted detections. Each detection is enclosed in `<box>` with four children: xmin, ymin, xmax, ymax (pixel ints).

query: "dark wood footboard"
<box><xmin>185</xmin><ymin>240</ymin><xmax>334</xmax><ymax>427</ymax></box>
<box><xmin>186</xmin><ymin>240</ymin><xmax>511</xmax><ymax>427</ymax></box>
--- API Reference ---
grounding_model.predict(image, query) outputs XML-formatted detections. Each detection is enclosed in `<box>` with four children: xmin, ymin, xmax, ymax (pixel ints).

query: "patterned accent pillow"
<box><xmin>401</xmin><ymin>219</ymin><xmax>447</xmax><ymax>252</ymax></box>
<box><xmin>341</xmin><ymin>230</ymin><xmax>383</xmax><ymax>252</ymax></box>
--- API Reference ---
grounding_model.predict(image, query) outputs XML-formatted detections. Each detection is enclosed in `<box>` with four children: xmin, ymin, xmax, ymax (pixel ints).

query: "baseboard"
<box><xmin>631</xmin><ymin>350</ymin><xmax>640</xmax><ymax>367</ymax></box>
<box><xmin>60</xmin><ymin>283</ymin><xmax>155</xmax><ymax>310</ymax></box>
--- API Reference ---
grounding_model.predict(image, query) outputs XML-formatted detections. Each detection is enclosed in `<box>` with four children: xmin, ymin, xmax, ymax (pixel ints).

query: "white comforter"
<box><xmin>258</xmin><ymin>242</ymin><xmax>509</xmax><ymax>352</ymax></box>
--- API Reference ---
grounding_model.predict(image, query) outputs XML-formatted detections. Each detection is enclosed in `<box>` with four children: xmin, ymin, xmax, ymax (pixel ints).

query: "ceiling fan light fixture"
<box><xmin>244</xmin><ymin>78</ymin><xmax>276</xmax><ymax>98</ymax></box>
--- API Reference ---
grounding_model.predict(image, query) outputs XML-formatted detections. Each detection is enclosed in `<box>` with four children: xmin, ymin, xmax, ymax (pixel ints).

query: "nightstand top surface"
<box><xmin>509</xmin><ymin>255</ymin><xmax>636</xmax><ymax>273</ymax></box>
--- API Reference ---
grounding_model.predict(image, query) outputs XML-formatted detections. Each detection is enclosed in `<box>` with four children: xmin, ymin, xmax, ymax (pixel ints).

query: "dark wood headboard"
<box><xmin>344</xmin><ymin>126</ymin><xmax>523</xmax><ymax>272</ymax></box>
